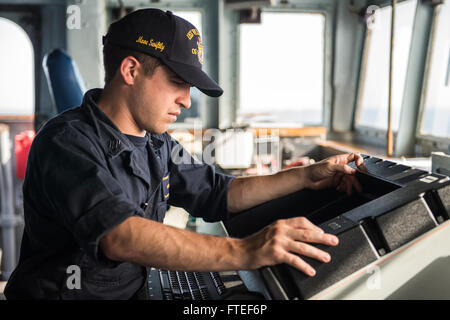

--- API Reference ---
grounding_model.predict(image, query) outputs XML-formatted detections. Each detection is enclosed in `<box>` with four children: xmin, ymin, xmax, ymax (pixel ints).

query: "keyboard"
<box><xmin>147</xmin><ymin>269</ymin><xmax>243</xmax><ymax>300</ymax></box>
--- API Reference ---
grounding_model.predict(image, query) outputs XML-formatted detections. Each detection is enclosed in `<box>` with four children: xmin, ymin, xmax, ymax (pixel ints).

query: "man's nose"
<box><xmin>177</xmin><ymin>87</ymin><xmax>191</xmax><ymax>109</ymax></box>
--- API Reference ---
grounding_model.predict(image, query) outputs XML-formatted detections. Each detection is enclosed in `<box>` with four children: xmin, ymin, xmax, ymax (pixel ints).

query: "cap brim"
<box><xmin>163</xmin><ymin>60</ymin><xmax>223</xmax><ymax>98</ymax></box>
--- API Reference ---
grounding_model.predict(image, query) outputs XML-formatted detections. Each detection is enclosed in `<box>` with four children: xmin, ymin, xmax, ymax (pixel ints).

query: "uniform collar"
<box><xmin>81</xmin><ymin>88</ymin><xmax>165</xmax><ymax>158</ymax></box>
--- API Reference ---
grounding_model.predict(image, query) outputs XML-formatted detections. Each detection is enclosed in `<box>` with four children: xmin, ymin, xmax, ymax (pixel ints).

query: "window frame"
<box><xmin>415</xmin><ymin>2</ymin><xmax>450</xmax><ymax>151</ymax></box>
<box><xmin>354</xmin><ymin>1</ymin><xmax>417</xmax><ymax>139</ymax></box>
<box><xmin>354</xmin><ymin>0</ymin><xmax>450</xmax><ymax>155</ymax></box>
<box><xmin>236</xmin><ymin>3</ymin><xmax>334</xmax><ymax>129</ymax></box>
<box><xmin>0</xmin><ymin>4</ymin><xmax>62</xmax><ymax>127</ymax></box>
<box><xmin>0</xmin><ymin>16</ymin><xmax>35</xmax><ymax>117</ymax></box>
<box><xmin>236</xmin><ymin>9</ymin><xmax>328</xmax><ymax>127</ymax></box>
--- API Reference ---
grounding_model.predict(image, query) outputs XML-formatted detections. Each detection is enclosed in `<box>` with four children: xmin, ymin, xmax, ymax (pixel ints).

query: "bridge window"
<box><xmin>419</xmin><ymin>1</ymin><xmax>450</xmax><ymax>138</ymax></box>
<box><xmin>238</xmin><ymin>12</ymin><xmax>325</xmax><ymax>126</ymax></box>
<box><xmin>0</xmin><ymin>17</ymin><xmax>34</xmax><ymax>116</ymax></box>
<box><xmin>356</xmin><ymin>0</ymin><xmax>417</xmax><ymax>131</ymax></box>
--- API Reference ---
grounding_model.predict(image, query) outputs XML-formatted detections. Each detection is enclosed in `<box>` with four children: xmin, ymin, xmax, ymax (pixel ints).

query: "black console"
<box><xmin>223</xmin><ymin>154</ymin><xmax>450</xmax><ymax>299</ymax></box>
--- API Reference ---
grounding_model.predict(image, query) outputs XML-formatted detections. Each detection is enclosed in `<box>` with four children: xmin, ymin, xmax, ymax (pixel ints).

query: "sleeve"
<box><xmin>32</xmin><ymin>125</ymin><xmax>143</xmax><ymax>262</ymax></box>
<box><xmin>166</xmin><ymin>135</ymin><xmax>235</xmax><ymax>222</ymax></box>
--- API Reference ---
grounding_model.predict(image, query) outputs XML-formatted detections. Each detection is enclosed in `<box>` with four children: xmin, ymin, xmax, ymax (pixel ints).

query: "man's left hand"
<box><xmin>305</xmin><ymin>153</ymin><xmax>365</xmax><ymax>195</ymax></box>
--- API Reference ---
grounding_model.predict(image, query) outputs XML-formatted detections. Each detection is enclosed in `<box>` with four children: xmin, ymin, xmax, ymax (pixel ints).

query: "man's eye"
<box><xmin>172</xmin><ymin>79</ymin><xmax>185</xmax><ymax>85</ymax></box>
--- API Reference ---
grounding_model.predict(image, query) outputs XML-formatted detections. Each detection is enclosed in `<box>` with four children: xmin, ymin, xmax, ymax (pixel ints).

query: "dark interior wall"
<box><xmin>38</xmin><ymin>4</ymin><xmax>66</xmax><ymax>125</ymax></box>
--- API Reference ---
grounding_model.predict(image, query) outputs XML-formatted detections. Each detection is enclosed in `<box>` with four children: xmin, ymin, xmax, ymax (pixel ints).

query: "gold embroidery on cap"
<box><xmin>186</xmin><ymin>28</ymin><xmax>199</xmax><ymax>40</ymax></box>
<box><xmin>186</xmin><ymin>29</ymin><xmax>204</xmax><ymax>65</ymax></box>
<box><xmin>136</xmin><ymin>36</ymin><xmax>149</xmax><ymax>45</ymax></box>
<box><xmin>197</xmin><ymin>36</ymin><xmax>203</xmax><ymax>65</ymax></box>
<box><xmin>149</xmin><ymin>39</ymin><xmax>165</xmax><ymax>52</ymax></box>
<box><xmin>135</xmin><ymin>36</ymin><xmax>165</xmax><ymax>52</ymax></box>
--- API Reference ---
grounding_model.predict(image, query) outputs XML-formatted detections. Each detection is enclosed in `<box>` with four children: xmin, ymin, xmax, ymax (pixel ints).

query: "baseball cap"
<box><xmin>102</xmin><ymin>8</ymin><xmax>223</xmax><ymax>97</ymax></box>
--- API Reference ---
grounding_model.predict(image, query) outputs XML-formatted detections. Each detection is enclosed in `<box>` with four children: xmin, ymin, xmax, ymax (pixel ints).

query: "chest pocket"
<box><xmin>161</xmin><ymin>173</ymin><xmax>170</xmax><ymax>202</ymax></box>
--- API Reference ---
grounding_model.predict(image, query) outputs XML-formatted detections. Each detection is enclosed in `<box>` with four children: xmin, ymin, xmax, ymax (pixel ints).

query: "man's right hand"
<box><xmin>240</xmin><ymin>217</ymin><xmax>339</xmax><ymax>277</ymax></box>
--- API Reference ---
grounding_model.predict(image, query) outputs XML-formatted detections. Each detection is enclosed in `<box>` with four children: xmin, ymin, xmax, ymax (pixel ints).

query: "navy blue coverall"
<box><xmin>4</xmin><ymin>89</ymin><xmax>234</xmax><ymax>299</ymax></box>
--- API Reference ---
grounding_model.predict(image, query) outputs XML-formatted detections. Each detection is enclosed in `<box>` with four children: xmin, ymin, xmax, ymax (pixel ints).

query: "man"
<box><xmin>5</xmin><ymin>8</ymin><xmax>363</xmax><ymax>299</ymax></box>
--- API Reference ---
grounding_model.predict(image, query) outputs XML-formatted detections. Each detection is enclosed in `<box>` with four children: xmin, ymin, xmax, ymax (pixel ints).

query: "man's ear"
<box><xmin>119</xmin><ymin>56</ymin><xmax>139</xmax><ymax>85</ymax></box>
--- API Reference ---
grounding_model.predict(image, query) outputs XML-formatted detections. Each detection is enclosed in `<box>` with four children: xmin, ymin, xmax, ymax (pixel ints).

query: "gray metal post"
<box><xmin>0</xmin><ymin>124</ymin><xmax>20</xmax><ymax>280</ymax></box>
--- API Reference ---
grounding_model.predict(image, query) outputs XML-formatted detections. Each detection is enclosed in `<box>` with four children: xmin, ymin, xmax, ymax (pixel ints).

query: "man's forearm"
<box><xmin>100</xmin><ymin>216</ymin><xmax>249</xmax><ymax>271</ymax></box>
<box><xmin>100</xmin><ymin>153</ymin><xmax>360</xmax><ymax>277</ymax></box>
<box><xmin>227</xmin><ymin>166</ymin><xmax>309</xmax><ymax>213</ymax></box>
